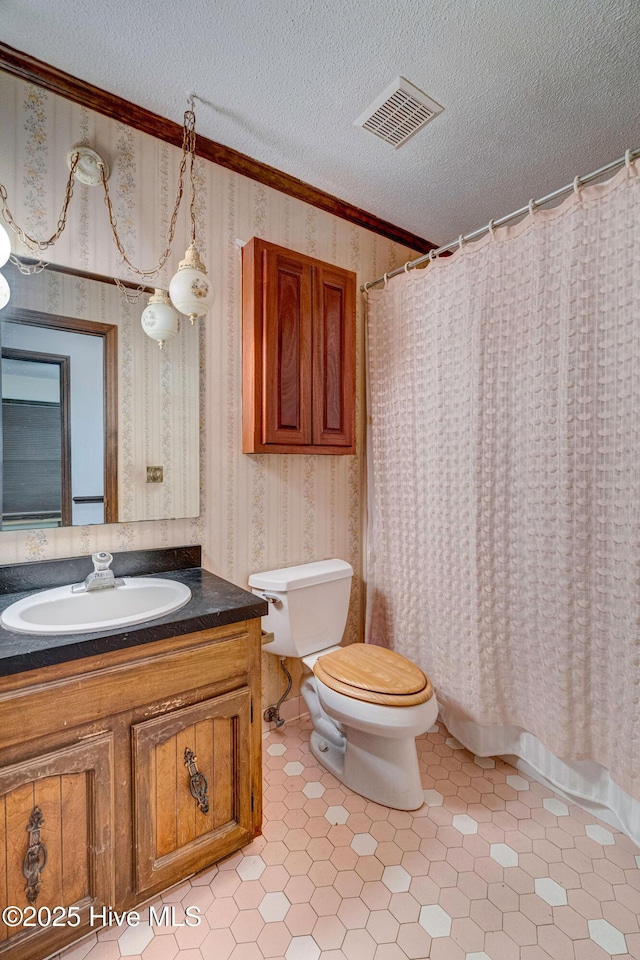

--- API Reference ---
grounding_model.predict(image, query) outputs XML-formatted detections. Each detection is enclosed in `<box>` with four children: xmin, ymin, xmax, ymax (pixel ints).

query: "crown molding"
<box><xmin>0</xmin><ymin>42</ymin><xmax>436</xmax><ymax>255</ymax></box>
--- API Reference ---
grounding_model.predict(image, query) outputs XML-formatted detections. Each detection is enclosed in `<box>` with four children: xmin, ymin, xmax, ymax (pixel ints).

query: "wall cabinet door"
<box><xmin>133</xmin><ymin>687</ymin><xmax>253</xmax><ymax>897</ymax></box>
<box><xmin>262</xmin><ymin>247</ymin><xmax>313</xmax><ymax>446</ymax></box>
<box><xmin>243</xmin><ymin>238</ymin><xmax>356</xmax><ymax>454</ymax></box>
<box><xmin>0</xmin><ymin>735</ymin><xmax>114</xmax><ymax>960</ymax></box>
<box><xmin>312</xmin><ymin>264</ymin><xmax>356</xmax><ymax>448</ymax></box>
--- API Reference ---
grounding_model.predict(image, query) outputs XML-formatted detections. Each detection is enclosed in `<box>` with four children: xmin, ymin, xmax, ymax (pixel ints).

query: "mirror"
<box><xmin>1</xmin><ymin>260</ymin><xmax>200</xmax><ymax>529</ymax></box>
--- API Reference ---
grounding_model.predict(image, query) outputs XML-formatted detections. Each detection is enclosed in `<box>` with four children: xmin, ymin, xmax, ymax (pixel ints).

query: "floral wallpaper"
<box><xmin>0</xmin><ymin>71</ymin><xmax>416</xmax><ymax>704</ymax></box>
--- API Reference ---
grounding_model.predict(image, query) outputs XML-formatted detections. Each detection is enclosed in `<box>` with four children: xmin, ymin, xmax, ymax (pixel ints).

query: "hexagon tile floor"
<box><xmin>57</xmin><ymin>718</ymin><xmax>640</xmax><ymax>960</ymax></box>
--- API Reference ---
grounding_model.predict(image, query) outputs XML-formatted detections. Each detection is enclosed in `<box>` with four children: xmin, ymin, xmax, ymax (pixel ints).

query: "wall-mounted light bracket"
<box><xmin>66</xmin><ymin>145</ymin><xmax>110</xmax><ymax>186</ymax></box>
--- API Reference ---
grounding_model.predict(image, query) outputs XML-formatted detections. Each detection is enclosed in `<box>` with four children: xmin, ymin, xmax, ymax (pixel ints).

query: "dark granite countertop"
<box><xmin>0</xmin><ymin>546</ymin><xmax>268</xmax><ymax>677</ymax></box>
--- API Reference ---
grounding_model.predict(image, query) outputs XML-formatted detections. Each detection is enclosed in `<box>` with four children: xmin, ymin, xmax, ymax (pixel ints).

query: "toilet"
<box><xmin>249</xmin><ymin>559</ymin><xmax>438</xmax><ymax>810</ymax></box>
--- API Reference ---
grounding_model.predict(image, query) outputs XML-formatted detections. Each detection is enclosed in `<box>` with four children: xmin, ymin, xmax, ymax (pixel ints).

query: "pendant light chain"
<box><xmin>0</xmin><ymin>152</ymin><xmax>80</xmax><ymax>253</ymax></box>
<box><xmin>100</xmin><ymin>103</ymin><xmax>197</xmax><ymax>286</ymax></box>
<box><xmin>188</xmin><ymin>107</ymin><xmax>198</xmax><ymax>246</ymax></box>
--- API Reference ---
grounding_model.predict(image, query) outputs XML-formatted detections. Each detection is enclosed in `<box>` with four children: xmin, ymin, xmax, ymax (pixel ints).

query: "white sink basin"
<box><xmin>0</xmin><ymin>578</ymin><xmax>192</xmax><ymax>635</ymax></box>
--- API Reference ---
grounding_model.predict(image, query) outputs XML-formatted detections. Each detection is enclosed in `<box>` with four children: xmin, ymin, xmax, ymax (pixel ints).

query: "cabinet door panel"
<box><xmin>313</xmin><ymin>266</ymin><xmax>356</xmax><ymax>447</ymax></box>
<box><xmin>0</xmin><ymin>735</ymin><xmax>113</xmax><ymax>959</ymax></box>
<box><xmin>133</xmin><ymin>687</ymin><xmax>253</xmax><ymax>896</ymax></box>
<box><xmin>263</xmin><ymin>250</ymin><xmax>312</xmax><ymax>445</ymax></box>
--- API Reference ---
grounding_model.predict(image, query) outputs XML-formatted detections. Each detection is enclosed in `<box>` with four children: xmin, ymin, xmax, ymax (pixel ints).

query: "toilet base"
<box><xmin>309</xmin><ymin>727</ymin><xmax>426</xmax><ymax>811</ymax></box>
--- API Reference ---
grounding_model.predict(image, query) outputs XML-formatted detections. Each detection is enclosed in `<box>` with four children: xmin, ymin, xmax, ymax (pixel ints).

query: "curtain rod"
<box><xmin>362</xmin><ymin>148</ymin><xmax>640</xmax><ymax>292</ymax></box>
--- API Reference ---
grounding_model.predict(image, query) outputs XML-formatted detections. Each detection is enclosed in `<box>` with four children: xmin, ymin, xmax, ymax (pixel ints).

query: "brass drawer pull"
<box><xmin>23</xmin><ymin>806</ymin><xmax>48</xmax><ymax>904</ymax></box>
<box><xmin>184</xmin><ymin>748</ymin><xmax>209</xmax><ymax>814</ymax></box>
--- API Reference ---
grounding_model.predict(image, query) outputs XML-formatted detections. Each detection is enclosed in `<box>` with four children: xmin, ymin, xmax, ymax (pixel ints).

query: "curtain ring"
<box><xmin>404</xmin><ymin>262</ymin><xmax>411</xmax><ymax>274</ymax></box>
<box><xmin>528</xmin><ymin>199</ymin><xmax>536</xmax><ymax>217</ymax></box>
<box><xmin>383</xmin><ymin>273</ymin><xmax>389</xmax><ymax>286</ymax></box>
<box><xmin>625</xmin><ymin>148</ymin><xmax>632</xmax><ymax>167</ymax></box>
<box><xmin>458</xmin><ymin>235</ymin><xmax>464</xmax><ymax>250</ymax></box>
<box><xmin>488</xmin><ymin>219</ymin><xmax>495</xmax><ymax>236</ymax></box>
<box><xmin>428</xmin><ymin>250</ymin><xmax>436</xmax><ymax>263</ymax></box>
<box><xmin>573</xmin><ymin>176</ymin><xmax>581</xmax><ymax>195</ymax></box>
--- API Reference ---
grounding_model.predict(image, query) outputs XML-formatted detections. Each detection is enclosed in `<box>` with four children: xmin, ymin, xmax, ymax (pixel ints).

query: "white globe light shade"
<box><xmin>169</xmin><ymin>242</ymin><xmax>214</xmax><ymax>322</ymax></box>
<box><xmin>141</xmin><ymin>289</ymin><xmax>179</xmax><ymax>348</ymax></box>
<box><xmin>0</xmin><ymin>272</ymin><xmax>9</xmax><ymax>311</ymax></box>
<box><xmin>0</xmin><ymin>223</ymin><xmax>11</xmax><ymax>269</ymax></box>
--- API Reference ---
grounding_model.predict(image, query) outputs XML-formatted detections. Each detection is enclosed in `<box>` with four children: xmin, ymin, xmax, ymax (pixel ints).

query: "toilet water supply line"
<box><xmin>361</xmin><ymin>147</ymin><xmax>640</xmax><ymax>292</ymax></box>
<box><xmin>263</xmin><ymin>658</ymin><xmax>292</xmax><ymax>727</ymax></box>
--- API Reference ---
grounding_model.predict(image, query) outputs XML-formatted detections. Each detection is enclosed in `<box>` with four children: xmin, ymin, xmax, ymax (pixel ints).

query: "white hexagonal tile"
<box><xmin>236</xmin><ymin>854</ymin><xmax>266</xmax><ymax>880</ymax></box>
<box><xmin>473</xmin><ymin>755</ymin><xmax>495</xmax><ymax>769</ymax></box>
<box><xmin>259</xmin><ymin>891</ymin><xmax>291</xmax><ymax>922</ymax></box>
<box><xmin>423</xmin><ymin>789</ymin><xmax>443</xmax><ymax>806</ymax></box>
<box><xmin>284</xmin><ymin>761</ymin><xmax>305</xmax><ymax>777</ymax></box>
<box><xmin>543</xmin><ymin>797</ymin><xmax>569</xmax><ymax>817</ymax></box>
<box><xmin>452</xmin><ymin>814</ymin><xmax>478</xmax><ymax>835</ymax></box>
<box><xmin>325</xmin><ymin>805</ymin><xmax>349</xmax><ymax>824</ymax></box>
<box><xmin>118</xmin><ymin>922</ymin><xmax>154</xmax><ymax>956</ymax></box>
<box><xmin>585</xmin><ymin>823</ymin><xmax>615</xmax><ymax>846</ymax></box>
<box><xmin>534</xmin><ymin>877</ymin><xmax>568</xmax><ymax>906</ymax></box>
<box><xmin>635</xmin><ymin>854</ymin><xmax>640</xmax><ymax>869</ymax></box>
<box><xmin>466</xmin><ymin>954</ymin><xmax>492</xmax><ymax>960</ymax></box>
<box><xmin>506</xmin><ymin>774</ymin><xmax>529</xmax><ymax>791</ymax></box>
<box><xmin>419</xmin><ymin>904</ymin><xmax>452</xmax><ymax>938</ymax></box>
<box><xmin>490</xmin><ymin>843</ymin><xmax>519</xmax><ymax>867</ymax></box>
<box><xmin>445</xmin><ymin>737</ymin><xmax>464</xmax><ymax>750</ymax></box>
<box><xmin>382</xmin><ymin>865</ymin><xmax>411</xmax><ymax>893</ymax></box>
<box><xmin>351</xmin><ymin>833</ymin><xmax>378</xmax><ymax>856</ymax></box>
<box><xmin>267</xmin><ymin>742</ymin><xmax>287</xmax><ymax>756</ymax></box>
<box><xmin>588</xmin><ymin>919</ymin><xmax>628</xmax><ymax>955</ymax></box>
<box><xmin>286</xmin><ymin>934</ymin><xmax>321</xmax><ymax>960</ymax></box>
<box><xmin>302</xmin><ymin>781</ymin><xmax>325</xmax><ymax>799</ymax></box>
<box><xmin>428</xmin><ymin>724</ymin><xmax>440</xmax><ymax>734</ymax></box>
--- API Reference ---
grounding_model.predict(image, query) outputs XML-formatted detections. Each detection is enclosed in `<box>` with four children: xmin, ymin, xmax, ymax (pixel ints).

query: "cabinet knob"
<box><xmin>22</xmin><ymin>806</ymin><xmax>48</xmax><ymax>904</ymax></box>
<box><xmin>184</xmin><ymin>748</ymin><xmax>210</xmax><ymax>815</ymax></box>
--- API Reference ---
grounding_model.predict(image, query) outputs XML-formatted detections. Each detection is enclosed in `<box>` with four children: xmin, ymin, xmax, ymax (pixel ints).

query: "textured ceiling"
<box><xmin>2</xmin><ymin>0</ymin><xmax>639</xmax><ymax>245</ymax></box>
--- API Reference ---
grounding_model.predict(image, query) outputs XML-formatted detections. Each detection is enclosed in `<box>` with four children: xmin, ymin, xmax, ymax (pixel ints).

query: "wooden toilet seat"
<box><xmin>313</xmin><ymin>644</ymin><xmax>434</xmax><ymax>707</ymax></box>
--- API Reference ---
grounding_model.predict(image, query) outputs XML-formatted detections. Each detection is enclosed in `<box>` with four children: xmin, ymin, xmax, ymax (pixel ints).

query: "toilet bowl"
<box><xmin>249</xmin><ymin>559</ymin><xmax>438</xmax><ymax>810</ymax></box>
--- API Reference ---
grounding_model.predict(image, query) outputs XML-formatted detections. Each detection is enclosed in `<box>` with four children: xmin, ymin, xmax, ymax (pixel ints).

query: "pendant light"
<box><xmin>0</xmin><ymin>223</ymin><xmax>11</xmax><ymax>310</ymax></box>
<box><xmin>168</xmin><ymin>100</ymin><xmax>214</xmax><ymax>324</ymax></box>
<box><xmin>0</xmin><ymin>223</ymin><xmax>10</xmax><ymax>268</ymax></box>
<box><xmin>169</xmin><ymin>241</ymin><xmax>214</xmax><ymax>324</ymax></box>
<box><xmin>140</xmin><ymin>289</ymin><xmax>180</xmax><ymax>349</ymax></box>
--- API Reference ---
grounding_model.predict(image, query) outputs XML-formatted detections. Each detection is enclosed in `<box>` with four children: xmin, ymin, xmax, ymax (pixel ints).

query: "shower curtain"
<box><xmin>366</xmin><ymin>160</ymin><xmax>640</xmax><ymax>837</ymax></box>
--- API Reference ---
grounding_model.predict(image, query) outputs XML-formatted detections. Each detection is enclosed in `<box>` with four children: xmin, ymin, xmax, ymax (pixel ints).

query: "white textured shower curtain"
<box><xmin>366</xmin><ymin>161</ymin><xmax>640</xmax><ymax>818</ymax></box>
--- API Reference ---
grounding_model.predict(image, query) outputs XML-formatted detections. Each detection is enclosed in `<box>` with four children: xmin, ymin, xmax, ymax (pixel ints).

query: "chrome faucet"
<box><xmin>72</xmin><ymin>552</ymin><xmax>124</xmax><ymax>593</ymax></box>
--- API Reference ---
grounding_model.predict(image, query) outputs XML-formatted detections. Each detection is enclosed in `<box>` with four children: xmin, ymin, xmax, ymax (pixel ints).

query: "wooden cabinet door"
<box><xmin>262</xmin><ymin>247</ymin><xmax>313</xmax><ymax>446</ymax></box>
<box><xmin>133</xmin><ymin>687</ymin><xmax>253</xmax><ymax>897</ymax></box>
<box><xmin>0</xmin><ymin>735</ymin><xmax>114</xmax><ymax>960</ymax></box>
<box><xmin>312</xmin><ymin>264</ymin><xmax>356</xmax><ymax>448</ymax></box>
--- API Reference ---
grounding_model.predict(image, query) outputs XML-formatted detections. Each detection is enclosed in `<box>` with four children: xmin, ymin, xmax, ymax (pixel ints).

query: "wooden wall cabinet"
<box><xmin>243</xmin><ymin>238</ymin><xmax>357</xmax><ymax>454</ymax></box>
<box><xmin>0</xmin><ymin>619</ymin><xmax>262</xmax><ymax>960</ymax></box>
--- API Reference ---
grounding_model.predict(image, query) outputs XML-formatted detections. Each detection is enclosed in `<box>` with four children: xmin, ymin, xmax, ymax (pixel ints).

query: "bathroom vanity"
<box><xmin>0</xmin><ymin>547</ymin><xmax>267</xmax><ymax>960</ymax></box>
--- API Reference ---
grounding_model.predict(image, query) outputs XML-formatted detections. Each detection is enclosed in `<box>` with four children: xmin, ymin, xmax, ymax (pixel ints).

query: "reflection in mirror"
<box><xmin>1</xmin><ymin>310</ymin><xmax>117</xmax><ymax>529</ymax></box>
<box><xmin>2</xmin><ymin>260</ymin><xmax>200</xmax><ymax>529</ymax></box>
<box><xmin>2</xmin><ymin>349</ymin><xmax>71</xmax><ymax>528</ymax></box>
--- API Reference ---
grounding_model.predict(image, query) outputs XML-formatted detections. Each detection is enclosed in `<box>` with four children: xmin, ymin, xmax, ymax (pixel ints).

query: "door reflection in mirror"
<box><xmin>1</xmin><ymin>348</ymin><xmax>72</xmax><ymax>529</ymax></box>
<box><xmin>1</xmin><ymin>321</ymin><xmax>109</xmax><ymax>529</ymax></box>
<box><xmin>0</xmin><ymin>309</ymin><xmax>117</xmax><ymax>530</ymax></box>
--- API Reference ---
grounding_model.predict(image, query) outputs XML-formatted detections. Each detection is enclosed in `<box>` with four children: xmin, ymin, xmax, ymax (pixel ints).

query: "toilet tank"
<box><xmin>248</xmin><ymin>559</ymin><xmax>353</xmax><ymax>658</ymax></box>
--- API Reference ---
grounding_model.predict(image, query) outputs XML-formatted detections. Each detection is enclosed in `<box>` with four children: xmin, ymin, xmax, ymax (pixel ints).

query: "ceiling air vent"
<box><xmin>354</xmin><ymin>76</ymin><xmax>443</xmax><ymax>148</ymax></box>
